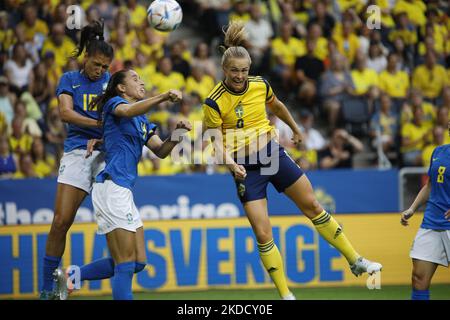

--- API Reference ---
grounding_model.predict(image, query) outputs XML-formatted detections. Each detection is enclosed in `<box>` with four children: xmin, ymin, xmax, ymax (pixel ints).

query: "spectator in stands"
<box><xmin>392</xmin><ymin>0</ymin><xmax>426</xmax><ymax>27</ymax></box>
<box><xmin>13</xmin><ymin>153</ymin><xmax>39</xmax><ymax>178</ymax></box>
<box><xmin>88</xmin><ymin>0</ymin><xmax>117</xmax><ymax>30</ymax></box>
<box><xmin>298</xmin><ymin>109</ymin><xmax>326</xmax><ymax>151</ymax></box>
<box><xmin>436</xmin><ymin>106</ymin><xmax>449</xmax><ymax>129</ymax></box>
<box><xmin>170</xmin><ymin>41</ymin><xmax>191</xmax><ymax>79</ymax></box>
<box><xmin>366</xmin><ymin>41</ymin><xmax>387</xmax><ymax>73</ymax></box>
<box><xmin>13</xmin><ymin>99</ymin><xmax>42</xmax><ymax>138</ymax></box>
<box><xmin>319</xmin><ymin>128</ymin><xmax>364</xmax><ymax>169</ymax></box>
<box><xmin>0</xmin><ymin>133</ymin><xmax>16</xmax><ymax>178</ymax></box>
<box><xmin>9</xmin><ymin>115</ymin><xmax>33</xmax><ymax>156</ymax></box>
<box><xmin>0</xmin><ymin>11</ymin><xmax>14</xmax><ymax>52</ymax></box>
<box><xmin>111</xmin><ymin>27</ymin><xmax>136</xmax><ymax>69</ymax></box>
<box><xmin>333</xmin><ymin>19</ymin><xmax>360</xmax><ymax>65</ymax></box>
<box><xmin>351</xmin><ymin>51</ymin><xmax>379</xmax><ymax>108</ymax></box>
<box><xmin>401</xmin><ymin>89</ymin><xmax>436</xmax><ymax>131</ymax></box>
<box><xmin>271</xmin><ymin>22</ymin><xmax>304</xmax><ymax>90</ymax></box>
<box><xmin>401</xmin><ymin>106</ymin><xmax>431</xmax><ymax>166</ymax></box>
<box><xmin>30</xmin><ymin>137</ymin><xmax>55</xmax><ymax>178</ymax></box>
<box><xmin>244</xmin><ymin>3</ymin><xmax>273</xmax><ymax>75</ymax></box>
<box><xmin>0</xmin><ymin>76</ymin><xmax>15</xmax><ymax>129</ymax></box>
<box><xmin>370</xmin><ymin>93</ymin><xmax>398</xmax><ymax>153</ymax></box>
<box><xmin>41</xmin><ymin>23</ymin><xmax>76</xmax><ymax>70</ymax></box>
<box><xmin>17</xmin><ymin>3</ymin><xmax>48</xmax><ymax>45</ymax></box>
<box><xmin>122</xmin><ymin>0</ymin><xmax>148</xmax><ymax>28</ymax></box>
<box><xmin>379</xmin><ymin>52</ymin><xmax>410</xmax><ymax>99</ymax></box>
<box><xmin>290</xmin><ymin>141</ymin><xmax>318</xmax><ymax>171</ymax></box>
<box><xmin>412</xmin><ymin>50</ymin><xmax>448</xmax><ymax>103</ymax></box>
<box><xmin>186</xmin><ymin>65</ymin><xmax>215</xmax><ymax>102</ymax></box>
<box><xmin>191</xmin><ymin>42</ymin><xmax>217</xmax><ymax>80</ymax></box>
<box><xmin>28</xmin><ymin>62</ymin><xmax>54</xmax><ymax>113</ymax></box>
<box><xmin>388</xmin><ymin>12</ymin><xmax>417</xmax><ymax>49</ymax></box>
<box><xmin>295</xmin><ymin>39</ymin><xmax>325</xmax><ymax>110</ymax></box>
<box><xmin>421</xmin><ymin>126</ymin><xmax>444</xmax><ymax>168</ymax></box>
<box><xmin>4</xmin><ymin>43</ymin><xmax>34</xmax><ymax>94</ymax></box>
<box><xmin>152</xmin><ymin>57</ymin><xmax>185</xmax><ymax>95</ymax></box>
<box><xmin>319</xmin><ymin>53</ymin><xmax>354</xmax><ymax>130</ymax></box>
<box><xmin>42</xmin><ymin>100</ymin><xmax>65</xmax><ymax>161</ymax></box>
<box><xmin>307</xmin><ymin>0</ymin><xmax>335</xmax><ymax>39</ymax></box>
<box><xmin>195</xmin><ymin>0</ymin><xmax>231</xmax><ymax>44</ymax></box>
<box><xmin>304</xmin><ymin>23</ymin><xmax>328</xmax><ymax>62</ymax></box>
<box><xmin>229</xmin><ymin>0</ymin><xmax>250</xmax><ymax>23</ymax></box>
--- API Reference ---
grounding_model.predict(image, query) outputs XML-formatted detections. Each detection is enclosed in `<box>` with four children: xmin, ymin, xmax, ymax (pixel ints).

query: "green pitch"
<box><xmin>71</xmin><ymin>284</ymin><xmax>450</xmax><ymax>300</ymax></box>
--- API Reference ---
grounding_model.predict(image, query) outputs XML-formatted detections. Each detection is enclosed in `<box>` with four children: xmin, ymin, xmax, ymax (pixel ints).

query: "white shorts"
<box><xmin>57</xmin><ymin>149</ymin><xmax>105</xmax><ymax>194</ymax></box>
<box><xmin>92</xmin><ymin>179</ymin><xmax>143</xmax><ymax>235</ymax></box>
<box><xmin>410</xmin><ymin>228</ymin><xmax>450</xmax><ymax>267</ymax></box>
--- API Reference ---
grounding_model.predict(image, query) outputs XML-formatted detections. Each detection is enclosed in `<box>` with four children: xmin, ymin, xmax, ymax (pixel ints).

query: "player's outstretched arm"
<box><xmin>401</xmin><ymin>180</ymin><xmax>431</xmax><ymax>226</ymax></box>
<box><xmin>267</xmin><ymin>96</ymin><xmax>303</xmax><ymax>145</ymax></box>
<box><xmin>58</xmin><ymin>94</ymin><xmax>100</xmax><ymax>128</ymax></box>
<box><xmin>114</xmin><ymin>90</ymin><xmax>182</xmax><ymax>118</ymax></box>
<box><xmin>146</xmin><ymin>120</ymin><xmax>192</xmax><ymax>159</ymax></box>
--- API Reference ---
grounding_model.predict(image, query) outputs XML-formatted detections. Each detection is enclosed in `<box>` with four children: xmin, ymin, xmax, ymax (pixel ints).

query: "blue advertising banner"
<box><xmin>0</xmin><ymin>170</ymin><xmax>398</xmax><ymax>225</ymax></box>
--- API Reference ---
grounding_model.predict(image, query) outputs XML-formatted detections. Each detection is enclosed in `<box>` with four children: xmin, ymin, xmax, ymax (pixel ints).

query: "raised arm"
<box><xmin>114</xmin><ymin>90</ymin><xmax>182</xmax><ymax>118</ymax></box>
<box><xmin>146</xmin><ymin>120</ymin><xmax>192</xmax><ymax>159</ymax></box>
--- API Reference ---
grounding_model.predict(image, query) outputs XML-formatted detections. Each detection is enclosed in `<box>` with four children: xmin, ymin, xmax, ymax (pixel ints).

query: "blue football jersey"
<box><xmin>422</xmin><ymin>144</ymin><xmax>450</xmax><ymax>230</ymax></box>
<box><xmin>96</xmin><ymin>96</ymin><xmax>157</xmax><ymax>190</ymax></box>
<box><xmin>56</xmin><ymin>71</ymin><xmax>110</xmax><ymax>152</ymax></box>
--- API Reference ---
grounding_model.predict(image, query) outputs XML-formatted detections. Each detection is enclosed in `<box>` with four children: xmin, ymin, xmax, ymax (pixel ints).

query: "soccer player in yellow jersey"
<box><xmin>203</xmin><ymin>22</ymin><xmax>382</xmax><ymax>300</ymax></box>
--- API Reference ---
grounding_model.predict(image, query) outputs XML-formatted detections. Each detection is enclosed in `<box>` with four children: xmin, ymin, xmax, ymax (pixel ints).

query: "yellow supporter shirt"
<box><xmin>333</xmin><ymin>32</ymin><xmax>360</xmax><ymax>64</ymax></box>
<box><xmin>229</xmin><ymin>12</ymin><xmax>251</xmax><ymax>23</ymax></box>
<box><xmin>379</xmin><ymin>70</ymin><xmax>410</xmax><ymax>98</ymax></box>
<box><xmin>135</xmin><ymin>64</ymin><xmax>156</xmax><ymax>91</ymax></box>
<box><xmin>127</xmin><ymin>4</ymin><xmax>148</xmax><ymax>27</ymax></box>
<box><xmin>422</xmin><ymin>144</ymin><xmax>439</xmax><ymax>168</ymax></box>
<box><xmin>0</xmin><ymin>29</ymin><xmax>15</xmax><ymax>51</ymax></box>
<box><xmin>18</xmin><ymin>20</ymin><xmax>49</xmax><ymax>42</ymax></box>
<box><xmin>299</xmin><ymin>37</ymin><xmax>328</xmax><ymax>61</ymax></box>
<box><xmin>388</xmin><ymin>29</ymin><xmax>418</xmax><ymax>46</ymax></box>
<box><xmin>412</xmin><ymin>64</ymin><xmax>448</xmax><ymax>99</ymax></box>
<box><xmin>203</xmin><ymin>76</ymin><xmax>276</xmax><ymax>153</ymax></box>
<box><xmin>152</xmin><ymin>72</ymin><xmax>185</xmax><ymax>94</ymax></box>
<box><xmin>41</xmin><ymin>37</ymin><xmax>76</xmax><ymax>69</ymax></box>
<box><xmin>33</xmin><ymin>156</ymin><xmax>55</xmax><ymax>178</ymax></box>
<box><xmin>9</xmin><ymin>134</ymin><xmax>33</xmax><ymax>155</ymax></box>
<box><xmin>401</xmin><ymin>122</ymin><xmax>429</xmax><ymax>153</ymax></box>
<box><xmin>289</xmin><ymin>147</ymin><xmax>318</xmax><ymax>167</ymax></box>
<box><xmin>401</xmin><ymin>102</ymin><xmax>436</xmax><ymax>131</ymax></box>
<box><xmin>393</xmin><ymin>0</ymin><xmax>426</xmax><ymax>27</ymax></box>
<box><xmin>186</xmin><ymin>75</ymin><xmax>215</xmax><ymax>102</ymax></box>
<box><xmin>271</xmin><ymin>37</ymin><xmax>306</xmax><ymax>67</ymax></box>
<box><xmin>114</xmin><ymin>43</ymin><xmax>136</xmax><ymax>63</ymax></box>
<box><xmin>351</xmin><ymin>68</ymin><xmax>379</xmax><ymax>95</ymax></box>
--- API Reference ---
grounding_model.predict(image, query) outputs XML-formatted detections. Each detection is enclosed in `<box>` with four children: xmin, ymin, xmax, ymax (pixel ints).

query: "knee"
<box><xmin>303</xmin><ymin>197</ymin><xmax>323</xmax><ymax>218</ymax></box>
<box><xmin>412</xmin><ymin>271</ymin><xmax>430</xmax><ymax>290</ymax></box>
<box><xmin>50</xmin><ymin>215</ymin><xmax>73</xmax><ymax>235</ymax></box>
<box><xmin>254</xmin><ymin>228</ymin><xmax>273</xmax><ymax>245</ymax></box>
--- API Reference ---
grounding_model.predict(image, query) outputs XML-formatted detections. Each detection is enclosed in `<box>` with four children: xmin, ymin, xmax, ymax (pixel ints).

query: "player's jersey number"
<box><xmin>437</xmin><ymin>166</ymin><xmax>446</xmax><ymax>183</ymax></box>
<box><xmin>83</xmin><ymin>94</ymin><xmax>98</xmax><ymax>111</ymax></box>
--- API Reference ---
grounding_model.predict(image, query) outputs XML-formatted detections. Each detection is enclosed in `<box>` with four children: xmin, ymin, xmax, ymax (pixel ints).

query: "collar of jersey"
<box><xmin>221</xmin><ymin>79</ymin><xmax>249</xmax><ymax>95</ymax></box>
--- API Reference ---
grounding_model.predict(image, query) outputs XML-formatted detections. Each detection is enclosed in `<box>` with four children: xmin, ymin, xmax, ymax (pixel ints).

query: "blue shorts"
<box><xmin>233</xmin><ymin>140</ymin><xmax>304</xmax><ymax>203</ymax></box>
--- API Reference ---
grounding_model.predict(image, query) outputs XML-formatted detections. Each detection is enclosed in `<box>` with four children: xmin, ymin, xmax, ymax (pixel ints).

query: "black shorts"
<box><xmin>233</xmin><ymin>140</ymin><xmax>304</xmax><ymax>203</ymax></box>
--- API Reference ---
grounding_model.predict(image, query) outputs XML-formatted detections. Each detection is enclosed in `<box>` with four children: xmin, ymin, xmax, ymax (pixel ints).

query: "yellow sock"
<box><xmin>258</xmin><ymin>239</ymin><xmax>291</xmax><ymax>298</ymax></box>
<box><xmin>312</xmin><ymin>210</ymin><xmax>359</xmax><ymax>264</ymax></box>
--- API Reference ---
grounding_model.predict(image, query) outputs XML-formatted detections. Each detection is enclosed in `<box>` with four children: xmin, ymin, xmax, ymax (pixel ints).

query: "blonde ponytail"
<box><xmin>220</xmin><ymin>21</ymin><xmax>252</xmax><ymax>68</ymax></box>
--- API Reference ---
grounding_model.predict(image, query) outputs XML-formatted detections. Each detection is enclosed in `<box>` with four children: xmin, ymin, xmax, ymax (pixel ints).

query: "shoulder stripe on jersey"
<box><xmin>210</xmin><ymin>86</ymin><xmax>226</xmax><ymax>101</ymax></box>
<box><xmin>58</xmin><ymin>90</ymin><xmax>73</xmax><ymax>97</ymax></box>
<box><xmin>204</xmin><ymin>98</ymin><xmax>221</xmax><ymax>115</ymax></box>
<box><xmin>209</xmin><ymin>84</ymin><xmax>225</xmax><ymax>100</ymax></box>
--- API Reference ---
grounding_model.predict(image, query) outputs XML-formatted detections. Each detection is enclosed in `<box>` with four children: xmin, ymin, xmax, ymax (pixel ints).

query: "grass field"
<box><xmin>70</xmin><ymin>284</ymin><xmax>450</xmax><ymax>300</ymax></box>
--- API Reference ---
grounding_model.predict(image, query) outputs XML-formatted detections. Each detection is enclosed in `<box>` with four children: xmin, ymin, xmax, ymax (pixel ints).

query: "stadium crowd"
<box><xmin>0</xmin><ymin>0</ymin><xmax>449</xmax><ymax>179</ymax></box>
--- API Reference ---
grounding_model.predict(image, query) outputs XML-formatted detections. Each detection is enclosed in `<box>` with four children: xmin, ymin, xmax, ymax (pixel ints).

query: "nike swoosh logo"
<box><xmin>72</xmin><ymin>85</ymin><xmax>81</xmax><ymax>89</ymax></box>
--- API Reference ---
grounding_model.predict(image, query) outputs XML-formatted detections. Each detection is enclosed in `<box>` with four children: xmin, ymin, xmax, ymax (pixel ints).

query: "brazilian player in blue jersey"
<box><xmin>40</xmin><ymin>21</ymin><xmax>114</xmax><ymax>299</ymax></box>
<box><xmin>401</xmin><ymin>123</ymin><xmax>450</xmax><ymax>300</ymax></box>
<box><xmin>203</xmin><ymin>22</ymin><xmax>382</xmax><ymax>300</ymax></box>
<box><xmin>54</xmin><ymin>69</ymin><xmax>189</xmax><ymax>300</ymax></box>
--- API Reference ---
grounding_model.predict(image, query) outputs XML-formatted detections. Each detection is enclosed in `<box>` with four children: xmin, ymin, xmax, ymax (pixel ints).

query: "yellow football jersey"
<box><xmin>203</xmin><ymin>76</ymin><xmax>276</xmax><ymax>154</ymax></box>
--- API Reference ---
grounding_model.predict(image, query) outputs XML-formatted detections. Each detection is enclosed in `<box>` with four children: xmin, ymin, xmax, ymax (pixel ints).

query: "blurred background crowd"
<box><xmin>0</xmin><ymin>0</ymin><xmax>449</xmax><ymax>179</ymax></box>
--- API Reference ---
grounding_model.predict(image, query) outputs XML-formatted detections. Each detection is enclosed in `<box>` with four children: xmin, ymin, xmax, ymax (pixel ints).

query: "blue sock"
<box><xmin>42</xmin><ymin>255</ymin><xmax>61</xmax><ymax>292</ymax></box>
<box><xmin>134</xmin><ymin>262</ymin><xmax>146</xmax><ymax>274</ymax></box>
<box><xmin>112</xmin><ymin>262</ymin><xmax>135</xmax><ymax>300</ymax></box>
<box><xmin>412</xmin><ymin>289</ymin><xmax>430</xmax><ymax>300</ymax></box>
<box><xmin>80</xmin><ymin>258</ymin><xmax>115</xmax><ymax>281</ymax></box>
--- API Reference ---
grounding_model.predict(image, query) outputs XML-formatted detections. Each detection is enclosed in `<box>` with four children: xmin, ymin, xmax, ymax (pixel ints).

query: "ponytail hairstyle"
<box><xmin>219</xmin><ymin>21</ymin><xmax>252</xmax><ymax>69</ymax></box>
<box><xmin>89</xmin><ymin>70</ymin><xmax>128</xmax><ymax>123</ymax></box>
<box><xmin>73</xmin><ymin>20</ymin><xmax>114</xmax><ymax>59</ymax></box>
